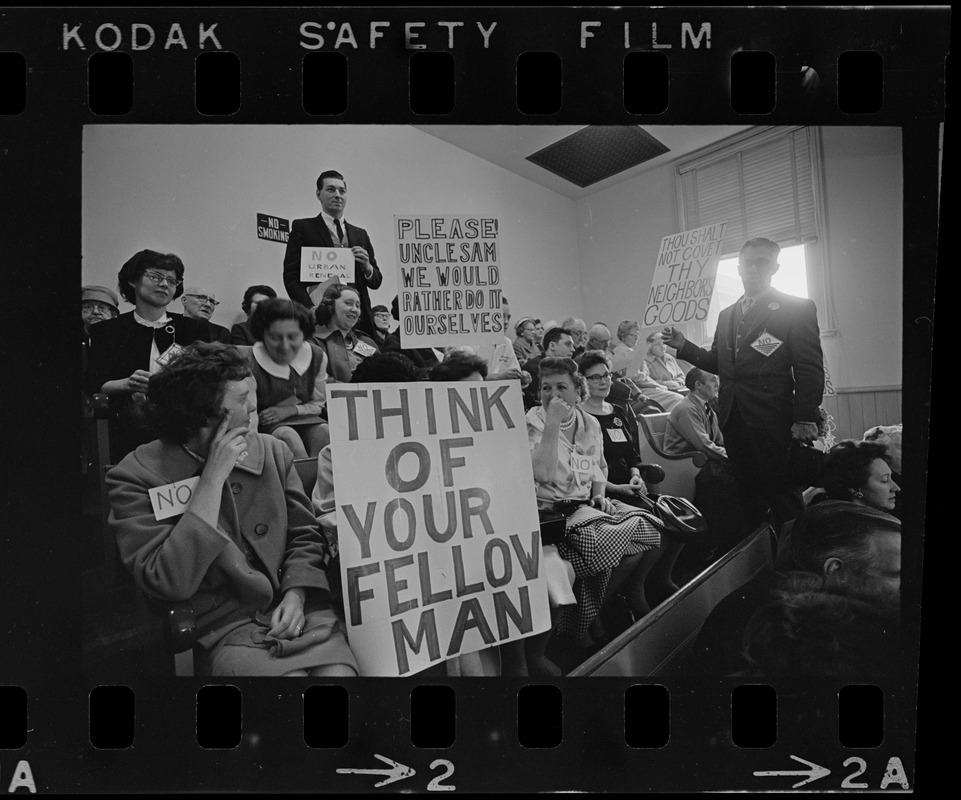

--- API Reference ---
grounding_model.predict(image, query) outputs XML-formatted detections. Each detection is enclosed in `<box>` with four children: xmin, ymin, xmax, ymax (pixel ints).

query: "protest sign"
<box><xmin>394</xmin><ymin>214</ymin><xmax>505</xmax><ymax>348</ymax></box>
<box><xmin>643</xmin><ymin>222</ymin><xmax>727</xmax><ymax>327</ymax></box>
<box><xmin>300</xmin><ymin>246</ymin><xmax>354</xmax><ymax>283</ymax></box>
<box><xmin>328</xmin><ymin>380</ymin><xmax>549</xmax><ymax>677</ymax></box>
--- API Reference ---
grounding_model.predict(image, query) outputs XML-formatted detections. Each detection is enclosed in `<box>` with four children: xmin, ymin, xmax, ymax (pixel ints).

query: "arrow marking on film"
<box><xmin>337</xmin><ymin>753</ymin><xmax>416</xmax><ymax>788</ymax></box>
<box><xmin>754</xmin><ymin>754</ymin><xmax>831</xmax><ymax>788</ymax></box>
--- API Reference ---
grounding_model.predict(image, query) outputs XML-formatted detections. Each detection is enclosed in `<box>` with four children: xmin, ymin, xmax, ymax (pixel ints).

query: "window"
<box><xmin>704</xmin><ymin>244</ymin><xmax>809</xmax><ymax>337</ymax></box>
<box><xmin>675</xmin><ymin>126</ymin><xmax>835</xmax><ymax>344</ymax></box>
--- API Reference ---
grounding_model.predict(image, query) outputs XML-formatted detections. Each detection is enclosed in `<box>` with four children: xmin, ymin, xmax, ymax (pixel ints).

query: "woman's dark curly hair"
<box><xmin>241</xmin><ymin>284</ymin><xmax>277</xmax><ymax>314</ymax></box>
<box><xmin>538</xmin><ymin>356</ymin><xmax>588</xmax><ymax>400</ymax></box>
<box><xmin>146</xmin><ymin>343</ymin><xmax>251</xmax><ymax>442</ymax></box>
<box><xmin>117</xmin><ymin>249</ymin><xmax>185</xmax><ymax>304</ymax></box>
<box><xmin>352</xmin><ymin>351</ymin><xmax>421</xmax><ymax>384</ymax></box>
<box><xmin>575</xmin><ymin>349</ymin><xmax>611</xmax><ymax>377</ymax></box>
<box><xmin>250</xmin><ymin>297</ymin><xmax>315</xmax><ymax>341</ymax></box>
<box><xmin>315</xmin><ymin>283</ymin><xmax>361</xmax><ymax>327</ymax></box>
<box><xmin>821</xmin><ymin>439</ymin><xmax>891</xmax><ymax>500</ymax></box>
<box><xmin>430</xmin><ymin>351</ymin><xmax>489</xmax><ymax>381</ymax></box>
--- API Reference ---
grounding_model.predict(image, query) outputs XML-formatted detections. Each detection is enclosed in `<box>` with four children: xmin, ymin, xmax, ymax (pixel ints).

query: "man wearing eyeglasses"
<box><xmin>84</xmin><ymin>249</ymin><xmax>214</xmax><ymax>459</ymax></box>
<box><xmin>662</xmin><ymin>237</ymin><xmax>824</xmax><ymax>531</ymax></box>
<box><xmin>181</xmin><ymin>285</ymin><xmax>230</xmax><ymax>343</ymax></box>
<box><xmin>283</xmin><ymin>169</ymin><xmax>383</xmax><ymax>337</ymax></box>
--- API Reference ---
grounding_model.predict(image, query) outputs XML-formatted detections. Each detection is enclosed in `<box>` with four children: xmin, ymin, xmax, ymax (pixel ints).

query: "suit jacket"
<box><xmin>678</xmin><ymin>289</ymin><xmax>824</xmax><ymax>432</ymax></box>
<box><xmin>106</xmin><ymin>432</ymin><xmax>331</xmax><ymax>649</ymax></box>
<box><xmin>282</xmin><ymin>213</ymin><xmax>383</xmax><ymax>335</ymax></box>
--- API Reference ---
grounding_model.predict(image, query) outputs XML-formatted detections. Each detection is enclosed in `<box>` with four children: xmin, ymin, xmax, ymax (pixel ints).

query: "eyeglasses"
<box><xmin>82</xmin><ymin>301</ymin><xmax>115</xmax><ymax>315</ymax></box>
<box><xmin>185</xmin><ymin>294</ymin><xmax>220</xmax><ymax>307</ymax></box>
<box><xmin>374</xmin><ymin>312</ymin><xmax>391</xmax><ymax>318</ymax></box>
<box><xmin>585</xmin><ymin>372</ymin><xmax>613</xmax><ymax>382</ymax></box>
<box><xmin>142</xmin><ymin>270</ymin><xmax>183</xmax><ymax>288</ymax></box>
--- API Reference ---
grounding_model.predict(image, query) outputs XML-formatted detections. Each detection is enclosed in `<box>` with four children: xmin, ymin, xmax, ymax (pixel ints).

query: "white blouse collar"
<box><xmin>252</xmin><ymin>341</ymin><xmax>313</xmax><ymax>379</ymax></box>
<box><xmin>133</xmin><ymin>311</ymin><xmax>172</xmax><ymax>328</ymax></box>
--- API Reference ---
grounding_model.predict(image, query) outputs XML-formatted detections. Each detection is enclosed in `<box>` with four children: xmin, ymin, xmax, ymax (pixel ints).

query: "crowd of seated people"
<box><xmin>85</xmin><ymin>261</ymin><xmax>904</xmax><ymax>678</ymax></box>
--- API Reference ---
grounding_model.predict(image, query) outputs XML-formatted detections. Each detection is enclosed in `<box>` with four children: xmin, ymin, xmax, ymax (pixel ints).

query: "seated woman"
<box><xmin>527</xmin><ymin>357</ymin><xmax>662</xmax><ymax>650</ymax></box>
<box><xmin>608</xmin><ymin>320</ymin><xmax>683</xmax><ymax>413</ymax></box>
<box><xmin>644</xmin><ymin>331</ymin><xmax>688</xmax><ymax>392</ymax></box>
<box><xmin>242</xmin><ymin>298</ymin><xmax>329</xmax><ymax>459</ymax></box>
<box><xmin>85</xmin><ymin>249</ymin><xmax>212</xmax><ymax>460</ymax></box>
<box><xmin>821</xmin><ymin>439</ymin><xmax>900</xmax><ymax>514</ymax></box>
<box><xmin>576</xmin><ymin>350</ymin><xmax>651</xmax><ymax>504</ymax></box>
<box><xmin>106</xmin><ymin>343</ymin><xmax>357</xmax><ymax>677</ymax></box>
<box><xmin>230</xmin><ymin>284</ymin><xmax>277</xmax><ymax>346</ymax></box>
<box><xmin>312</xmin><ymin>283</ymin><xmax>380</xmax><ymax>382</ymax></box>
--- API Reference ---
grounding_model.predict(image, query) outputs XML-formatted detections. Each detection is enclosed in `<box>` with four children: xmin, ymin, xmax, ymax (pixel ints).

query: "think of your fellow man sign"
<box><xmin>328</xmin><ymin>380</ymin><xmax>549</xmax><ymax>676</ymax></box>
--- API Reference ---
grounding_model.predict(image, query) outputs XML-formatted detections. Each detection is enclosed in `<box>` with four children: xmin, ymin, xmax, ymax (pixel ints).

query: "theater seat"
<box><xmin>635</xmin><ymin>413</ymin><xmax>707</xmax><ymax>501</ymax></box>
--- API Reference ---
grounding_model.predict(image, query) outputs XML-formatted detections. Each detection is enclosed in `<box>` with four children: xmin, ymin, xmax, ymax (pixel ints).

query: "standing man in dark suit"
<box><xmin>283</xmin><ymin>169</ymin><xmax>383</xmax><ymax>336</ymax></box>
<box><xmin>663</xmin><ymin>237</ymin><xmax>824</xmax><ymax>530</ymax></box>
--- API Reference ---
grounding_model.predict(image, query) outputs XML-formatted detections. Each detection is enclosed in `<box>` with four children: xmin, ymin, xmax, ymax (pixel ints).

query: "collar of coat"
<box><xmin>132</xmin><ymin>431</ymin><xmax>268</xmax><ymax>481</ymax></box>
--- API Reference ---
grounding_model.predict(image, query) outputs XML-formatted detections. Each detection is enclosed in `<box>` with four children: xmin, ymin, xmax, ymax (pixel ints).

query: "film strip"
<box><xmin>1</xmin><ymin>5</ymin><xmax>947</xmax><ymax>793</ymax></box>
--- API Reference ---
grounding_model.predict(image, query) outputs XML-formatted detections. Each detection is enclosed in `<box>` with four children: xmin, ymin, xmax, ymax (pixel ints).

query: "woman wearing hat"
<box><xmin>512</xmin><ymin>316</ymin><xmax>540</xmax><ymax>363</ymax></box>
<box><xmin>82</xmin><ymin>285</ymin><xmax>119</xmax><ymax>334</ymax></box>
<box><xmin>82</xmin><ymin>285</ymin><xmax>120</xmax><ymax>374</ymax></box>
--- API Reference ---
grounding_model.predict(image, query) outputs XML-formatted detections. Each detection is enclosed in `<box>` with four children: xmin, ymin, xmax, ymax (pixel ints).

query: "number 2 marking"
<box><xmin>841</xmin><ymin>757</ymin><xmax>868</xmax><ymax>789</ymax></box>
<box><xmin>427</xmin><ymin>759</ymin><xmax>455</xmax><ymax>791</ymax></box>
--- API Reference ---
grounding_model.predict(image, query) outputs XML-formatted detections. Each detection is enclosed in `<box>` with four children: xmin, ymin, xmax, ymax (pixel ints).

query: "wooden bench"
<box><xmin>570</xmin><ymin>524</ymin><xmax>774</xmax><ymax>677</ymax></box>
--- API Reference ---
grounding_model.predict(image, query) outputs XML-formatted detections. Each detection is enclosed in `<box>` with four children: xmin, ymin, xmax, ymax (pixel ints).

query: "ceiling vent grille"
<box><xmin>526</xmin><ymin>126</ymin><xmax>670</xmax><ymax>188</ymax></box>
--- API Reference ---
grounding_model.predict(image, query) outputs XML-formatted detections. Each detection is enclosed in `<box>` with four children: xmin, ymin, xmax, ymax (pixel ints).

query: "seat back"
<box><xmin>635</xmin><ymin>413</ymin><xmax>706</xmax><ymax>500</ymax></box>
<box><xmin>571</xmin><ymin>524</ymin><xmax>774</xmax><ymax>677</ymax></box>
<box><xmin>293</xmin><ymin>457</ymin><xmax>319</xmax><ymax>494</ymax></box>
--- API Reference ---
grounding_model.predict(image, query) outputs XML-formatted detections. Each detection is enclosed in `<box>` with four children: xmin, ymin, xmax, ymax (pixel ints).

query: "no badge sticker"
<box><xmin>750</xmin><ymin>331</ymin><xmax>784</xmax><ymax>357</ymax></box>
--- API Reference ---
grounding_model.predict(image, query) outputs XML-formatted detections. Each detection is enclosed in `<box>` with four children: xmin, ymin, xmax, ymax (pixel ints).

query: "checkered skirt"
<box><xmin>556</xmin><ymin>501</ymin><xmax>663</xmax><ymax>641</ymax></box>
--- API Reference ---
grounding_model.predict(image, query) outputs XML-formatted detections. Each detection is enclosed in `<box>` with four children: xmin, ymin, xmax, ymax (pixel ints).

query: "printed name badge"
<box><xmin>607</xmin><ymin>428</ymin><xmax>628</xmax><ymax>443</ymax></box>
<box><xmin>155</xmin><ymin>342</ymin><xmax>185</xmax><ymax>367</ymax></box>
<box><xmin>570</xmin><ymin>451</ymin><xmax>594</xmax><ymax>483</ymax></box>
<box><xmin>354</xmin><ymin>340</ymin><xmax>377</xmax><ymax>358</ymax></box>
<box><xmin>750</xmin><ymin>331</ymin><xmax>784</xmax><ymax>357</ymax></box>
<box><xmin>148</xmin><ymin>476</ymin><xmax>200</xmax><ymax>520</ymax></box>
<box><xmin>301</xmin><ymin>246</ymin><xmax>354</xmax><ymax>282</ymax></box>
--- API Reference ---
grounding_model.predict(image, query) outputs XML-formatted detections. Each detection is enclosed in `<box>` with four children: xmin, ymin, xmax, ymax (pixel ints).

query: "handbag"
<box><xmin>633</xmin><ymin>493</ymin><xmax>708</xmax><ymax>542</ymax></box>
<box><xmin>538</xmin><ymin>498</ymin><xmax>592</xmax><ymax>546</ymax></box>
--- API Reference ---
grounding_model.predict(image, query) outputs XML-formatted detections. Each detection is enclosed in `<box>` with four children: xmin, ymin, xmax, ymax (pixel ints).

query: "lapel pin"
<box><xmin>768</xmin><ymin>302</ymin><xmax>779</xmax><ymax>310</ymax></box>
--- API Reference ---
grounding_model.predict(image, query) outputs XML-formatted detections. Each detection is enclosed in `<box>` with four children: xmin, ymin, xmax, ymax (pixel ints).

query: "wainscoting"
<box><xmin>821</xmin><ymin>387</ymin><xmax>902</xmax><ymax>442</ymax></box>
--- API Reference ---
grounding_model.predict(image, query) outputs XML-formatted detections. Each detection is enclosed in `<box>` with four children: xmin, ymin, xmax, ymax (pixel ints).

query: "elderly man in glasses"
<box><xmin>181</xmin><ymin>284</ymin><xmax>230</xmax><ymax>343</ymax></box>
<box><xmin>84</xmin><ymin>249</ymin><xmax>214</xmax><ymax>459</ymax></box>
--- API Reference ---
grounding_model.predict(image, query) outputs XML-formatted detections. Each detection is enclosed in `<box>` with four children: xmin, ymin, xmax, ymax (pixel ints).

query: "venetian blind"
<box><xmin>678</xmin><ymin>127</ymin><xmax>818</xmax><ymax>255</ymax></box>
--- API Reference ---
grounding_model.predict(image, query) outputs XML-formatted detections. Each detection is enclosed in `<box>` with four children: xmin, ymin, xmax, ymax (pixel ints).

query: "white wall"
<box><xmin>573</xmin><ymin>127</ymin><xmax>903</xmax><ymax>390</ymax></box>
<box><xmin>82</xmin><ymin>126</ymin><xmax>581</xmax><ymax>328</ymax></box>
<box><xmin>819</xmin><ymin>126</ymin><xmax>902</xmax><ymax>389</ymax></box>
<box><xmin>83</xmin><ymin>125</ymin><xmax>903</xmax><ymax>390</ymax></box>
<box><xmin>574</xmin><ymin>162</ymin><xmax>677</xmax><ymax>337</ymax></box>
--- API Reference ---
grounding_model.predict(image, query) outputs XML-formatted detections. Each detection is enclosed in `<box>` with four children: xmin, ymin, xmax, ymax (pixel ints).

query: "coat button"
<box><xmin>254</xmin><ymin>523</ymin><xmax>269</xmax><ymax>536</ymax></box>
<box><xmin>230</xmin><ymin>482</ymin><xmax>242</xmax><ymax>494</ymax></box>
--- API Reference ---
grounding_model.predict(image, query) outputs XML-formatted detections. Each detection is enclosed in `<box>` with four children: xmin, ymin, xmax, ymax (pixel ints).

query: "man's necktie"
<box><xmin>334</xmin><ymin>218</ymin><xmax>345</xmax><ymax>245</ymax></box>
<box><xmin>705</xmin><ymin>402</ymin><xmax>717</xmax><ymax>438</ymax></box>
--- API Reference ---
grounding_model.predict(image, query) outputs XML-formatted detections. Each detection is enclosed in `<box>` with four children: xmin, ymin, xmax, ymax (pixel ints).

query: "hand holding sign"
<box><xmin>352</xmin><ymin>245</ymin><xmax>372</xmax><ymax>276</ymax></box>
<box><xmin>661</xmin><ymin>326</ymin><xmax>687</xmax><ymax>350</ymax></box>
